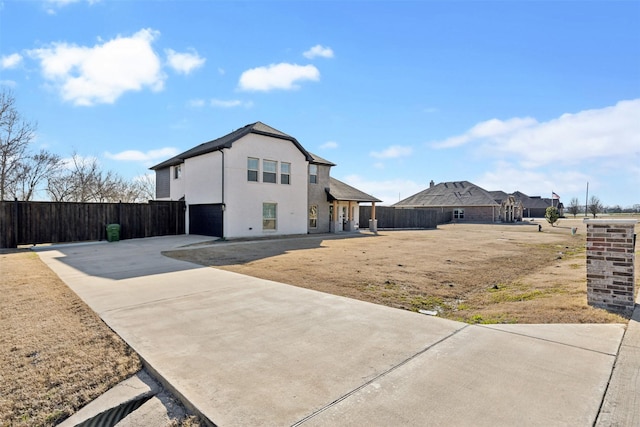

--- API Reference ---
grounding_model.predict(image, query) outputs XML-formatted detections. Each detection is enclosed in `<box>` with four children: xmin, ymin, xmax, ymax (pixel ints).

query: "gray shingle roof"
<box><xmin>308</xmin><ymin>152</ymin><xmax>336</xmax><ymax>166</ymax></box>
<box><xmin>393</xmin><ymin>181</ymin><xmax>499</xmax><ymax>207</ymax></box>
<box><xmin>512</xmin><ymin>192</ymin><xmax>553</xmax><ymax>209</ymax></box>
<box><xmin>150</xmin><ymin>122</ymin><xmax>313</xmax><ymax>170</ymax></box>
<box><xmin>488</xmin><ymin>190</ymin><xmax>509</xmax><ymax>203</ymax></box>
<box><xmin>326</xmin><ymin>177</ymin><xmax>382</xmax><ymax>203</ymax></box>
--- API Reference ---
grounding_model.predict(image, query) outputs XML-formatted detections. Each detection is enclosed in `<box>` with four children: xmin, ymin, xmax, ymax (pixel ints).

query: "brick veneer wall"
<box><xmin>585</xmin><ymin>219</ymin><xmax>637</xmax><ymax>317</ymax></box>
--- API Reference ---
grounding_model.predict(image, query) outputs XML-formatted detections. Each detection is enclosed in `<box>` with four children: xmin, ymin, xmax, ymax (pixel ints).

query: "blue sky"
<box><xmin>1</xmin><ymin>0</ymin><xmax>639</xmax><ymax>207</ymax></box>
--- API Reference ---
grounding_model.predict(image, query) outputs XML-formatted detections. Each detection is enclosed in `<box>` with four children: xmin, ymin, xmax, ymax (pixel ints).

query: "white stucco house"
<box><xmin>150</xmin><ymin>122</ymin><xmax>380</xmax><ymax>239</ymax></box>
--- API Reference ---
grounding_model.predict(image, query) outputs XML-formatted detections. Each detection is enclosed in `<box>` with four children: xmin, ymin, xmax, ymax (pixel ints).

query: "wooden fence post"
<box><xmin>13</xmin><ymin>198</ymin><xmax>19</xmax><ymax>248</ymax></box>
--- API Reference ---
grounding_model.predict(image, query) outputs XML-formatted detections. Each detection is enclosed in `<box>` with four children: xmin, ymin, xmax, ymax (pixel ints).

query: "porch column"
<box><xmin>346</xmin><ymin>201</ymin><xmax>356</xmax><ymax>231</ymax></box>
<box><xmin>330</xmin><ymin>200</ymin><xmax>339</xmax><ymax>233</ymax></box>
<box><xmin>369</xmin><ymin>202</ymin><xmax>378</xmax><ymax>234</ymax></box>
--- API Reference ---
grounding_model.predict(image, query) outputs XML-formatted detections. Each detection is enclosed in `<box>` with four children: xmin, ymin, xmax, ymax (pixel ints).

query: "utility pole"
<box><xmin>585</xmin><ymin>181</ymin><xmax>589</xmax><ymax>217</ymax></box>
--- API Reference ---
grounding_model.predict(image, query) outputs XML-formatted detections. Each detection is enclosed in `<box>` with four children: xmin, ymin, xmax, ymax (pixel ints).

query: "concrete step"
<box><xmin>59</xmin><ymin>369</ymin><xmax>195</xmax><ymax>427</ymax></box>
<box><xmin>115</xmin><ymin>391</ymin><xmax>187</xmax><ymax>426</ymax></box>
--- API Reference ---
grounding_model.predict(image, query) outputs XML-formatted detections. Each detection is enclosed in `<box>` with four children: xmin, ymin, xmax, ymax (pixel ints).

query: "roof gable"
<box><xmin>150</xmin><ymin>122</ymin><xmax>313</xmax><ymax>170</ymax></box>
<box><xmin>308</xmin><ymin>152</ymin><xmax>336</xmax><ymax>167</ymax></box>
<box><xmin>393</xmin><ymin>181</ymin><xmax>499</xmax><ymax>207</ymax></box>
<box><xmin>326</xmin><ymin>177</ymin><xmax>381</xmax><ymax>203</ymax></box>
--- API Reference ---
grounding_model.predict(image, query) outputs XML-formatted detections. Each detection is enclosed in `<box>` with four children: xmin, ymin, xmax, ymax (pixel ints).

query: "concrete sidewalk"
<box><xmin>35</xmin><ymin>235</ymin><xmax>629</xmax><ymax>426</ymax></box>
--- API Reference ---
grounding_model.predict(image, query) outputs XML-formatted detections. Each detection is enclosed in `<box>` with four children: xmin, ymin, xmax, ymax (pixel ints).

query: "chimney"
<box><xmin>429</xmin><ymin>180</ymin><xmax>435</xmax><ymax>188</ymax></box>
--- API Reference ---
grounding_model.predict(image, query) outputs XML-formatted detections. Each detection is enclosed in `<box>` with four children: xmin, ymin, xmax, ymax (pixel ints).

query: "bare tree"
<box><xmin>588</xmin><ymin>195</ymin><xmax>603</xmax><ymax>218</ymax></box>
<box><xmin>567</xmin><ymin>197</ymin><xmax>581</xmax><ymax>217</ymax></box>
<box><xmin>134</xmin><ymin>173</ymin><xmax>155</xmax><ymax>201</ymax></box>
<box><xmin>11</xmin><ymin>150</ymin><xmax>63</xmax><ymax>201</ymax></box>
<box><xmin>47</xmin><ymin>153</ymin><xmax>148</xmax><ymax>203</ymax></box>
<box><xmin>0</xmin><ymin>89</ymin><xmax>37</xmax><ymax>200</ymax></box>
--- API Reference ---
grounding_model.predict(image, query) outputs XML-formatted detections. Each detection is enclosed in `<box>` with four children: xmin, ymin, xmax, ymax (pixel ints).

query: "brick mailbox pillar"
<box><xmin>585</xmin><ymin>219</ymin><xmax>637</xmax><ymax>316</ymax></box>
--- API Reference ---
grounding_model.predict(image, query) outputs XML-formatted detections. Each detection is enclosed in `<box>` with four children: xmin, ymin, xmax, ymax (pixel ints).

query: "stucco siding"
<box><xmin>169</xmin><ymin>164</ymin><xmax>186</xmax><ymax>201</ymax></box>
<box><xmin>223</xmin><ymin>134</ymin><xmax>308</xmax><ymax>238</ymax></box>
<box><xmin>184</xmin><ymin>152</ymin><xmax>223</xmax><ymax>205</ymax></box>
<box><xmin>308</xmin><ymin>164</ymin><xmax>332</xmax><ymax>233</ymax></box>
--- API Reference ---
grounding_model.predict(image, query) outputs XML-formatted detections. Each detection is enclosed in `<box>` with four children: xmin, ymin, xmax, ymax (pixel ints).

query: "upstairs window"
<box><xmin>309</xmin><ymin>164</ymin><xmax>318</xmax><ymax>184</ymax></box>
<box><xmin>263</xmin><ymin>160</ymin><xmax>277</xmax><ymax>183</ymax></box>
<box><xmin>281</xmin><ymin>162</ymin><xmax>291</xmax><ymax>185</ymax></box>
<box><xmin>174</xmin><ymin>165</ymin><xmax>182</xmax><ymax>179</ymax></box>
<box><xmin>247</xmin><ymin>157</ymin><xmax>259</xmax><ymax>182</ymax></box>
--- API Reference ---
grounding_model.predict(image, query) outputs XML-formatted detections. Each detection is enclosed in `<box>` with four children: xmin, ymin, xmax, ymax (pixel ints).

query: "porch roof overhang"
<box><xmin>325</xmin><ymin>177</ymin><xmax>382</xmax><ymax>203</ymax></box>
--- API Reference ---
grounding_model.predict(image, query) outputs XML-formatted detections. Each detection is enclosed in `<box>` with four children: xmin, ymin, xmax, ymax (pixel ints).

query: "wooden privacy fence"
<box><xmin>359</xmin><ymin>206</ymin><xmax>451</xmax><ymax>229</ymax></box>
<box><xmin>0</xmin><ymin>200</ymin><xmax>185</xmax><ymax>248</ymax></box>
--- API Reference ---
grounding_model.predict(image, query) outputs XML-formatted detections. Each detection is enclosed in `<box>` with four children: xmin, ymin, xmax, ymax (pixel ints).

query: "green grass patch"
<box><xmin>409</xmin><ymin>295</ymin><xmax>444</xmax><ymax>312</ymax></box>
<box><xmin>488</xmin><ymin>282</ymin><xmax>565</xmax><ymax>303</ymax></box>
<box><xmin>465</xmin><ymin>314</ymin><xmax>516</xmax><ymax>324</ymax></box>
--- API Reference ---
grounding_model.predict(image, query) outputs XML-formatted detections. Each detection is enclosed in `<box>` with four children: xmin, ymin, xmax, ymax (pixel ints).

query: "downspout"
<box><xmin>221</xmin><ymin>149</ymin><xmax>225</xmax><ymax>239</ymax></box>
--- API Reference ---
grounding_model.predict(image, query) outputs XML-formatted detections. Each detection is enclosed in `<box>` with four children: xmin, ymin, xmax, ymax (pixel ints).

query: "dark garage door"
<box><xmin>189</xmin><ymin>204</ymin><xmax>223</xmax><ymax>237</ymax></box>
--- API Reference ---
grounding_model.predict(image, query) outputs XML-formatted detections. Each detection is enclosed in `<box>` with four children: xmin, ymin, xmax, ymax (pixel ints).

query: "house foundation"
<box><xmin>585</xmin><ymin>219</ymin><xmax>637</xmax><ymax>317</ymax></box>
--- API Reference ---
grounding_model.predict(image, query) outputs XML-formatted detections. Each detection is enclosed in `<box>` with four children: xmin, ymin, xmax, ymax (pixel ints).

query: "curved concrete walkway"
<box><xmin>35</xmin><ymin>235</ymin><xmax>630</xmax><ymax>426</ymax></box>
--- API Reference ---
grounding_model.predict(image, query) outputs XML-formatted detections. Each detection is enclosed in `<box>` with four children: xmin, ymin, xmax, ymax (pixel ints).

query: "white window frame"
<box><xmin>263</xmin><ymin>160</ymin><xmax>277</xmax><ymax>184</ymax></box>
<box><xmin>453</xmin><ymin>208</ymin><xmax>465</xmax><ymax>220</ymax></box>
<box><xmin>174</xmin><ymin>165</ymin><xmax>182</xmax><ymax>179</ymax></box>
<box><xmin>309</xmin><ymin>205</ymin><xmax>318</xmax><ymax>228</ymax></box>
<box><xmin>309</xmin><ymin>164</ymin><xmax>318</xmax><ymax>184</ymax></box>
<box><xmin>247</xmin><ymin>157</ymin><xmax>259</xmax><ymax>182</ymax></box>
<box><xmin>263</xmin><ymin>202</ymin><xmax>277</xmax><ymax>230</ymax></box>
<box><xmin>281</xmin><ymin>162</ymin><xmax>291</xmax><ymax>185</ymax></box>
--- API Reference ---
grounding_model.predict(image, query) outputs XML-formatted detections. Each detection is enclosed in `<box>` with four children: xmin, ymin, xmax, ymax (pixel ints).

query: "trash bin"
<box><xmin>106</xmin><ymin>224</ymin><xmax>120</xmax><ymax>242</ymax></box>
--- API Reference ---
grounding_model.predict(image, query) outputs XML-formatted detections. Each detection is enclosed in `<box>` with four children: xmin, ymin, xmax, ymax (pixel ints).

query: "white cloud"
<box><xmin>1</xmin><ymin>53</ymin><xmax>23</xmax><ymax>69</ymax></box>
<box><xmin>0</xmin><ymin>80</ymin><xmax>17</xmax><ymax>88</ymax></box>
<box><xmin>341</xmin><ymin>174</ymin><xmax>424</xmax><ymax>206</ymax></box>
<box><xmin>320</xmin><ymin>141</ymin><xmax>338</xmax><ymax>149</ymax></box>
<box><xmin>44</xmin><ymin>0</ymin><xmax>100</xmax><ymax>14</ymax></box>
<box><xmin>370</xmin><ymin>145</ymin><xmax>413</xmax><ymax>159</ymax></box>
<box><xmin>28</xmin><ymin>28</ymin><xmax>165</xmax><ymax>106</ymax></box>
<box><xmin>188</xmin><ymin>99</ymin><xmax>206</xmax><ymax>108</ymax></box>
<box><xmin>238</xmin><ymin>63</ymin><xmax>320</xmax><ymax>91</ymax></box>
<box><xmin>474</xmin><ymin>161</ymin><xmax>590</xmax><ymax>201</ymax></box>
<box><xmin>303</xmin><ymin>45</ymin><xmax>334</xmax><ymax>59</ymax></box>
<box><xmin>432</xmin><ymin>117</ymin><xmax>537</xmax><ymax>148</ymax></box>
<box><xmin>104</xmin><ymin>147</ymin><xmax>178</xmax><ymax>162</ymax></box>
<box><xmin>210</xmin><ymin>99</ymin><xmax>241</xmax><ymax>108</ymax></box>
<box><xmin>431</xmin><ymin>99</ymin><xmax>640</xmax><ymax>169</ymax></box>
<box><xmin>165</xmin><ymin>48</ymin><xmax>205</xmax><ymax>75</ymax></box>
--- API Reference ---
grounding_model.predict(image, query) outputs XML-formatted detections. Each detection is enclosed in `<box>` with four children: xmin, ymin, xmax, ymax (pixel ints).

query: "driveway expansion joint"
<box><xmin>476</xmin><ymin>324</ymin><xmax>625</xmax><ymax>357</ymax></box>
<box><xmin>290</xmin><ymin>324</ymin><xmax>469</xmax><ymax>426</ymax></box>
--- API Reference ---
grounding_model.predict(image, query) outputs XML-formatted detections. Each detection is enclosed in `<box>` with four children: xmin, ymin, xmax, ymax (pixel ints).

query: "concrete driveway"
<box><xmin>35</xmin><ymin>235</ymin><xmax>626</xmax><ymax>426</ymax></box>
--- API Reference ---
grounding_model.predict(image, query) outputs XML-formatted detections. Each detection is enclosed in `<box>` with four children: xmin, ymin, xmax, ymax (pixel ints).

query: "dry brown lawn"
<box><xmin>1</xmin><ymin>217</ymin><xmax>636</xmax><ymax>425</ymax></box>
<box><xmin>165</xmin><ymin>218</ymin><xmax>638</xmax><ymax>324</ymax></box>
<box><xmin>0</xmin><ymin>250</ymin><xmax>141</xmax><ymax>427</ymax></box>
